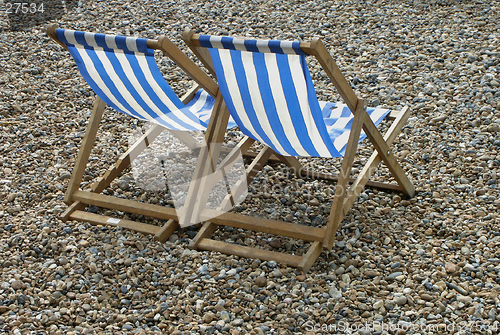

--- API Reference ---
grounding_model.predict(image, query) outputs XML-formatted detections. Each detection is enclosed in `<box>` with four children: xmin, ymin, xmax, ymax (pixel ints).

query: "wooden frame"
<box><xmin>183</xmin><ymin>29</ymin><xmax>416</xmax><ymax>272</ymax></box>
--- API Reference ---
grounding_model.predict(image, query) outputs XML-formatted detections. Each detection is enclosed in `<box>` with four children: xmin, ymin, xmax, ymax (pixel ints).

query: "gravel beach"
<box><xmin>1</xmin><ymin>0</ymin><xmax>500</xmax><ymax>334</ymax></box>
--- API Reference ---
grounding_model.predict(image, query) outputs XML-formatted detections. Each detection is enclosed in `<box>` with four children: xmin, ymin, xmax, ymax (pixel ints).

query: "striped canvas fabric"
<box><xmin>319</xmin><ymin>102</ymin><xmax>389</xmax><ymax>156</ymax></box>
<box><xmin>199</xmin><ymin>35</ymin><xmax>390</xmax><ymax>158</ymax></box>
<box><xmin>56</xmin><ymin>29</ymin><xmax>235</xmax><ymax>131</ymax></box>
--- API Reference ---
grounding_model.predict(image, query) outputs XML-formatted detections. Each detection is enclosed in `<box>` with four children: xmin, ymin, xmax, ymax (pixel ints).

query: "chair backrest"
<box><xmin>196</xmin><ymin>35</ymin><xmax>342</xmax><ymax>158</ymax></box>
<box><xmin>52</xmin><ymin>28</ymin><xmax>211</xmax><ymax>131</ymax></box>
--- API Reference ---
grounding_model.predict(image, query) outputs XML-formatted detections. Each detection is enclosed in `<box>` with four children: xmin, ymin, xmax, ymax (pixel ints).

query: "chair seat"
<box><xmin>320</xmin><ymin>102</ymin><xmax>391</xmax><ymax>156</ymax></box>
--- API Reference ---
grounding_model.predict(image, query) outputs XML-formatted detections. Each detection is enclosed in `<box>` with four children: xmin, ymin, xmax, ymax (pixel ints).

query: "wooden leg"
<box><xmin>180</xmin><ymin>92</ymin><xmax>230</xmax><ymax>227</ymax></box>
<box><xmin>323</xmin><ymin>101</ymin><xmax>367</xmax><ymax>250</ymax></box>
<box><xmin>343</xmin><ymin>106</ymin><xmax>413</xmax><ymax>213</ymax></box>
<box><xmin>196</xmin><ymin>238</ymin><xmax>303</xmax><ymax>267</ymax></box>
<box><xmin>276</xmin><ymin>155</ymin><xmax>303</xmax><ymax>177</ymax></box>
<box><xmin>300</xmin><ymin>169</ymin><xmax>403</xmax><ymax>192</ymax></box>
<box><xmin>154</xmin><ymin>219</ymin><xmax>179</xmax><ymax>243</ymax></box>
<box><xmin>64</xmin><ymin>97</ymin><xmax>106</xmax><ymax>205</ymax></box>
<box><xmin>167</xmin><ymin>129</ymin><xmax>202</xmax><ymax>150</ymax></box>
<box><xmin>218</xmin><ymin>146</ymin><xmax>273</xmax><ymax>212</ymax></box>
<box><xmin>70</xmin><ymin>210</ymin><xmax>160</xmax><ymax>235</ymax></box>
<box><xmin>189</xmin><ymin>222</ymin><xmax>219</xmax><ymax>249</ymax></box>
<box><xmin>361</xmin><ymin>110</ymin><xmax>415</xmax><ymax>197</ymax></box>
<box><xmin>298</xmin><ymin>241</ymin><xmax>323</xmax><ymax>273</ymax></box>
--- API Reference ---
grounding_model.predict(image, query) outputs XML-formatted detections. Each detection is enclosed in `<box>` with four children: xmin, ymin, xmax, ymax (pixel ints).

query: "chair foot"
<box><xmin>60</xmin><ymin>201</ymin><xmax>85</xmax><ymax>222</ymax></box>
<box><xmin>297</xmin><ymin>241</ymin><xmax>323</xmax><ymax>273</ymax></box>
<box><xmin>154</xmin><ymin>219</ymin><xmax>178</xmax><ymax>243</ymax></box>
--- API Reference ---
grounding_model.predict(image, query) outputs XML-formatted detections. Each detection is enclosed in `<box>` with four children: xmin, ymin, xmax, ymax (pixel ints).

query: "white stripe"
<box><xmin>318</xmin><ymin>101</ymin><xmax>328</xmax><ymax>111</ymax></box>
<box><xmin>126</xmin><ymin>38</ymin><xmax>139</xmax><ymax>52</ymax></box>
<box><xmin>209</xmin><ymin>36</ymin><xmax>224</xmax><ymax>49</ymax></box>
<box><xmin>187</xmin><ymin>90</ymin><xmax>209</xmax><ymax>115</ymax></box>
<box><xmin>256</xmin><ymin>40</ymin><xmax>271</xmax><ymax>54</ymax></box>
<box><xmin>83</xmin><ymin>32</ymin><xmax>96</xmax><ymax>46</ymax></box>
<box><xmin>369</xmin><ymin>107</ymin><xmax>389</xmax><ymax>124</ymax></box>
<box><xmin>64</xmin><ymin>30</ymin><xmax>78</xmax><ymax>45</ymax></box>
<box><xmin>279</xmin><ymin>41</ymin><xmax>296</xmax><ymax>54</ymax></box>
<box><xmin>331</xmin><ymin>116</ymin><xmax>351</xmax><ymax>130</ymax></box>
<box><xmin>287</xmin><ymin>55</ymin><xmax>332</xmax><ymax>156</ymax></box>
<box><xmin>232</xmin><ymin>39</ymin><xmax>247</xmax><ymax>52</ymax></box>
<box><xmin>264</xmin><ymin>53</ymin><xmax>308</xmax><ymax>156</ymax></box>
<box><xmin>240</xmin><ymin>51</ymin><xmax>286</xmax><ymax>153</ymax></box>
<box><xmin>333</xmin><ymin>130</ymin><xmax>351</xmax><ymax>153</ymax></box>
<box><xmin>112</xmin><ymin>51</ymin><xmax>203</xmax><ymax>130</ymax></box>
<box><xmin>217</xmin><ymin>50</ymin><xmax>267</xmax><ymax>145</ymax></box>
<box><xmin>135</xmin><ymin>54</ymin><xmax>206</xmax><ymax>130</ymax></box>
<box><xmin>105</xmin><ymin>35</ymin><xmax>117</xmax><ymax>49</ymax></box>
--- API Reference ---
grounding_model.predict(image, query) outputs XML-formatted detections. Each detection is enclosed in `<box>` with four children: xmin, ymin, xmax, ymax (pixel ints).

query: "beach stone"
<box><xmin>220</xmin><ymin>311</ymin><xmax>231</xmax><ymax>322</ymax></box>
<box><xmin>395</xmin><ymin>296</ymin><xmax>407</xmax><ymax>306</ymax></box>
<box><xmin>445</xmin><ymin>262</ymin><xmax>457</xmax><ymax>273</ymax></box>
<box><xmin>457</xmin><ymin>295</ymin><xmax>472</xmax><ymax>304</ymax></box>
<box><xmin>203</xmin><ymin>313</ymin><xmax>215</xmax><ymax>324</ymax></box>
<box><xmin>11</xmin><ymin>280</ymin><xmax>22</xmax><ymax>290</ymax></box>
<box><xmin>254</xmin><ymin>277</ymin><xmax>267</xmax><ymax>287</ymax></box>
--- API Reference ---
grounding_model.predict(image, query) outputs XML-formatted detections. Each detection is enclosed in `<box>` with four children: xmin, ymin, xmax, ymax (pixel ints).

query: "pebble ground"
<box><xmin>0</xmin><ymin>0</ymin><xmax>499</xmax><ymax>334</ymax></box>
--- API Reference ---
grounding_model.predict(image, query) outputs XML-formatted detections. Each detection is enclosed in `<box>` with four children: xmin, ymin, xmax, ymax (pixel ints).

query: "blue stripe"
<box><xmin>268</xmin><ymin>40</ymin><xmax>284</xmax><ymax>54</ymax></box>
<box><xmin>229</xmin><ymin>50</ymin><xmax>279</xmax><ymax>152</ymax></box>
<box><xmin>301</xmin><ymin>57</ymin><xmax>340</xmax><ymax>157</ymax></box>
<box><xmin>73</xmin><ymin>31</ymin><xmax>87</xmax><ymax>46</ymax></box>
<box><xmin>244</xmin><ymin>40</ymin><xmax>259</xmax><ymax>53</ymax></box>
<box><xmin>134</xmin><ymin>37</ymin><xmax>150</xmax><ymax>54</ymax></box>
<box><xmin>56</xmin><ymin>29</ymin><xmax>69</xmax><ymax>45</ymax></box>
<box><xmin>321</xmin><ymin>102</ymin><xmax>337</xmax><ymax>118</ymax></box>
<box><xmin>209</xmin><ymin>49</ymin><xmax>257</xmax><ymax>140</ymax></box>
<box><xmin>115</xmin><ymin>36</ymin><xmax>130</xmax><ymax>53</ymax></box>
<box><xmin>145</xmin><ymin>55</ymin><xmax>205</xmax><ymax>128</ymax></box>
<box><xmin>341</xmin><ymin>105</ymin><xmax>352</xmax><ymax>117</ymax></box>
<box><xmin>252</xmin><ymin>52</ymin><xmax>297</xmax><ymax>155</ymax></box>
<box><xmin>198</xmin><ymin>35</ymin><xmax>213</xmax><ymax>48</ymax></box>
<box><xmin>276</xmin><ymin>54</ymin><xmax>320</xmax><ymax>156</ymax></box>
<box><xmin>221</xmin><ymin>37</ymin><xmax>235</xmax><ymax>50</ymax></box>
<box><xmin>291</xmin><ymin>41</ymin><xmax>305</xmax><ymax>55</ymax></box>
<box><xmin>184</xmin><ymin>90</ymin><xmax>215</xmax><ymax>128</ymax></box>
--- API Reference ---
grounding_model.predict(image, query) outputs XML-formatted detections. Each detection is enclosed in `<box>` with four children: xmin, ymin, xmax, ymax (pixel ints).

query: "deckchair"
<box><xmin>182</xmin><ymin>30</ymin><xmax>416</xmax><ymax>272</ymax></box>
<box><xmin>46</xmin><ymin>24</ymin><xmax>244</xmax><ymax>242</ymax></box>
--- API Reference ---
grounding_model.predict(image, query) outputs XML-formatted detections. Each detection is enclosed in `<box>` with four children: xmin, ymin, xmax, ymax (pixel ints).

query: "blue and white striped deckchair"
<box><xmin>183</xmin><ymin>31</ymin><xmax>416</xmax><ymax>272</ymax></box>
<box><xmin>195</xmin><ymin>35</ymin><xmax>389</xmax><ymax>157</ymax></box>
<box><xmin>46</xmin><ymin>24</ymin><xmax>240</xmax><ymax>244</ymax></box>
<box><xmin>53</xmin><ymin>28</ymin><xmax>235</xmax><ymax>131</ymax></box>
